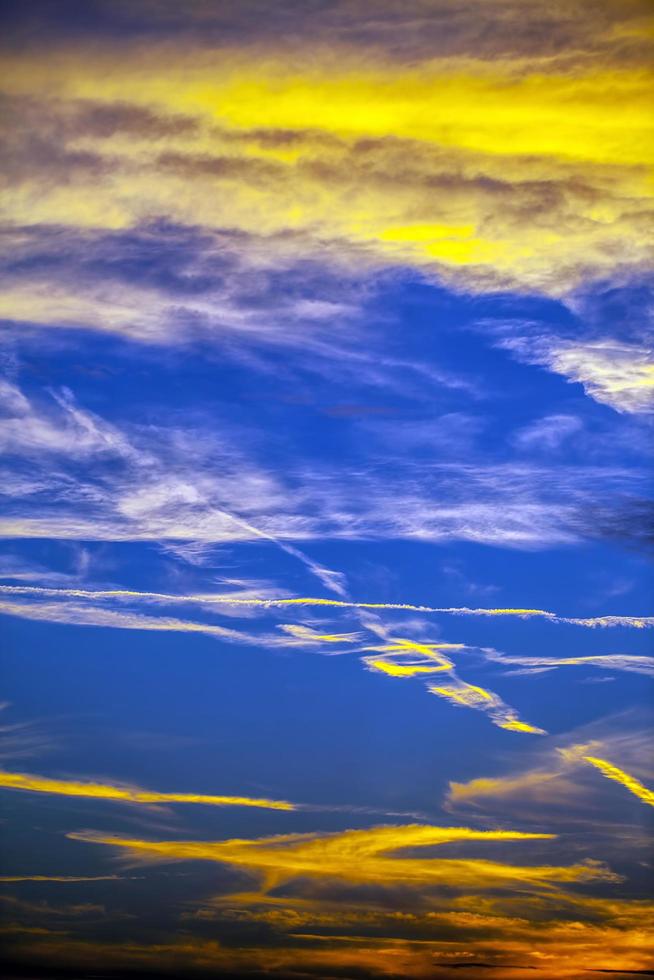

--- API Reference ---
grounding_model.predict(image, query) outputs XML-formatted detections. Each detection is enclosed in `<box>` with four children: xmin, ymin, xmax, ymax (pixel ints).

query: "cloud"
<box><xmin>0</xmin><ymin>768</ymin><xmax>295</xmax><ymax>811</ymax></box>
<box><xmin>478</xmin><ymin>648</ymin><xmax>654</xmax><ymax>678</ymax></box>
<box><xmin>0</xmin><ymin>702</ymin><xmax>56</xmax><ymax>764</ymax></box>
<box><xmin>447</xmin><ymin>769</ymin><xmax>565</xmax><ymax>808</ymax></box>
<box><xmin>0</xmin><ymin>3</ymin><xmax>652</xmax><ymax>329</ymax></box>
<box><xmin>2</xmin><ymin>585</ymin><xmax>650</xmax><ymax>629</ymax></box>
<box><xmin>0</xmin><ymin>377</ymin><xmax>649</xmax><ymax>558</ymax></box>
<box><xmin>427</xmin><ymin>682</ymin><xmax>546</xmax><ymax>735</ymax></box>
<box><xmin>501</xmin><ymin>338</ymin><xmax>654</xmax><ymax>414</ymax></box>
<box><xmin>575</xmin><ymin>496</ymin><xmax>654</xmax><ymax>554</ymax></box>
<box><xmin>0</xmin><ymin>593</ymin><xmax>546</xmax><ymax>733</ymax></box>
<box><xmin>70</xmin><ymin>822</ymin><xmax>618</xmax><ymax>895</ymax></box>
<box><xmin>0</xmin><ymin>381</ymin><xmax>137</xmax><ymax>459</ymax></box>
<box><xmin>3</xmin><ymin>0</ymin><xmax>651</xmax><ymax>65</ymax></box>
<box><xmin>1</xmin><ymin>5</ymin><xmax>652</xmax><ymax>979</ymax></box>
<box><xmin>510</xmin><ymin>414</ymin><xmax>583</xmax><ymax>452</ymax></box>
<box><xmin>279</xmin><ymin>624</ymin><xmax>364</xmax><ymax>644</ymax></box>
<box><xmin>360</xmin><ymin>636</ymin><xmax>544</xmax><ymax>733</ymax></box>
<box><xmin>3</xmin><ymin>927</ymin><xmax>653</xmax><ymax>980</ymax></box>
<box><xmin>445</xmin><ymin>726</ymin><xmax>654</xmax><ymax>820</ymax></box>
<box><xmin>57</xmin><ymin>819</ymin><xmax>633</xmax><ymax>978</ymax></box>
<box><xmin>0</xmin><ymin>221</ymin><xmax>370</xmax><ymax>346</ymax></box>
<box><xmin>582</xmin><ymin>756</ymin><xmax>654</xmax><ymax>807</ymax></box>
<box><xmin>1</xmin><ymin>579</ymin><xmax>649</xmax><ymax>737</ymax></box>
<box><xmin>0</xmin><ymin>597</ymin><xmax>262</xmax><ymax>644</ymax></box>
<box><xmin>0</xmin><ymin>875</ymin><xmax>134</xmax><ymax>883</ymax></box>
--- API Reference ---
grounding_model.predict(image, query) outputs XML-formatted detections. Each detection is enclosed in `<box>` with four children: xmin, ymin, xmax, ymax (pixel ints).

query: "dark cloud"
<box><xmin>0</xmin><ymin>95</ymin><xmax>110</xmax><ymax>185</ymax></box>
<box><xmin>0</xmin><ymin>222</ymin><xmax>237</xmax><ymax>297</ymax></box>
<box><xmin>0</xmin><ymin>220</ymin><xmax>374</xmax><ymax>323</ymax></box>
<box><xmin>73</xmin><ymin>101</ymin><xmax>201</xmax><ymax>140</ymax></box>
<box><xmin>2</xmin><ymin>0</ymin><xmax>652</xmax><ymax>66</ymax></box>
<box><xmin>0</xmin><ymin>94</ymin><xmax>206</xmax><ymax>187</ymax></box>
<box><xmin>157</xmin><ymin>151</ymin><xmax>283</xmax><ymax>184</ymax></box>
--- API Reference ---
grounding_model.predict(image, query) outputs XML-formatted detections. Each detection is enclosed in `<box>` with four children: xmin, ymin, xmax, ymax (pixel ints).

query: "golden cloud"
<box><xmin>0</xmin><ymin>769</ymin><xmax>295</xmax><ymax>811</ymax></box>
<box><xmin>0</xmin><ymin>36</ymin><xmax>652</xmax><ymax>309</ymax></box>
<box><xmin>68</xmin><ymin>822</ymin><xmax>620</xmax><ymax>894</ymax></box>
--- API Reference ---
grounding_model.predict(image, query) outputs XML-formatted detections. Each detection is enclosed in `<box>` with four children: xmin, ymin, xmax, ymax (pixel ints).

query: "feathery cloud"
<box><xmin>1</xmin><ymin>39</ymin><xmax>652</xmax><ymax>301</ymax></box>
<box><xmin>446</xmin><ymin>730</ymin><xmax>654</xmax><ymax>817</ymax></box>
<box><xmin>69</xmin><ymin>822</ymin><xmax>619</xmax><ymax>896</ymax></box>
<box><xmin>582</xmin><ymin>756</ymin><xmax>654</xmax><ymax>807</ymax></box>
<box><xmin>479</xmin><ymin>648</ymin><xmax>654</xmax><ymax>677</ymax></box>
<box><xmin>1</xmin><ymin>585</ymin><xmax>650</xmax><ymax>628</ymax></box>
<box><xmin>501</xmin><ymin>338</ymin><xmax>654</xmax><ymax>414</ymax></box>
<box><xmin>0</xmin><ymin>769</ymin><xmax>295</xmax><ymax>811</ymax></box>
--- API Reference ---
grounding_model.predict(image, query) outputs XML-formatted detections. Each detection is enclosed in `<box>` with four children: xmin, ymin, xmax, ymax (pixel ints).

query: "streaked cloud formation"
<box><xmin>446</xmin><ymin>729</ymin><xmax>654</xmax><ymax>819</ymax></box>
<box><xmin>362</xmin><ymin>639</ymin><xmax>545</xmax><ymax>734</ymax></box>
<box><xmin>1</xmin><ymin>0</ymin><xmax>653</xmax><ymax>420</ymax></box>
<box><xmin>2</xmin><ymin>584</ymin><xmax>651</xmax><ymax>628</ymax></box>
<box><xmin>1</xmin><ymin>4</ymin><xmax>652</xmax><ymax>303</ymax></box>
<box><xmin>583</xmin><ymin>755</ymin><xmax>654</xmax><ymax>807</ymax></box>
<box><xmin>0</xmin><ymin>769</ymin><xmax>295</xmax><ymax>811</ymax></box>
<box><xmin>0</xmin><ymin>581</ymin><xmax>649</xmax><ymax>736</ymax></box>
<box><xmin>72</xmin><ymin>823</ymin><xmax>607</xmax><ymax>891</ymax></box>
<box><xmin>1</xmin><ymin>2</ymin><xmax>652</xmax><ymax>979</ymax></box>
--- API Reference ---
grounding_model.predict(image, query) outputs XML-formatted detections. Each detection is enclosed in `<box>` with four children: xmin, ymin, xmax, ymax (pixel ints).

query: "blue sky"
<box><xmin>0</xmin><ymin>3</ymin><xmax>653</xmax><ymax>978</ymax></box>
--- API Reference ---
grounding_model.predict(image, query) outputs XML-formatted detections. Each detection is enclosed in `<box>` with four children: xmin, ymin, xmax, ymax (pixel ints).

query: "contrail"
<box><xmin>0</xmin><ymin>769</ymin><xmax>296</xmax><ymax>811</ymax></box>
<box><xmin>0</xmin><ymin>585</ymin><xmax>649</xmax><ymax>628</ymax></box>
<box><xmin>583</xmin><ymin>756</ymin><xmax>654</xmax><ymax>807</ymax></box>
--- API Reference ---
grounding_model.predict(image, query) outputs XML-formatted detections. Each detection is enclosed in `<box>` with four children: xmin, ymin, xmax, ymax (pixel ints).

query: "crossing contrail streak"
<box><xmin>0</xmin><ymin>585</ymin><xmax>650</xmax><ymax>628</ymax></box>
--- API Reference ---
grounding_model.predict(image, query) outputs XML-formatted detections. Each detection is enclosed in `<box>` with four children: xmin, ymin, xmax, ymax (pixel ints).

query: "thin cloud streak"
<box><xmin>362</xmin><ymin>639</ymin><xmax>545</xmax><ymax>735</ymax></box>
<box><xmin>583</xmin><ymin>756</ymin><xmax>654</xmax><ymax>808</ymax></box>
<box><xmin>0</xmin><ymin>769</ymin><xmax>296</xmax><ymax>811</ymax></box>
<box><xmin>478</xmin><ymin>649</ymin><xmax>654</xmax><ymax>678</ymax></box>
<box><xmin>0</xmin><ymin>875</ymin><xmax>139</xmax><ymax>883</ymax></box>
<box><xmin>1</xmin><ymin>585</ymin><xmax>650</xmax><ymax>628</ymax></box>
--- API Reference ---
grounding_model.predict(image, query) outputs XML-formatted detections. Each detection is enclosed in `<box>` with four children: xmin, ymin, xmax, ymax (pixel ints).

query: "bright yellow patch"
<box><xmin>0</xmin><ymin>770</ymin><xmax>294</xmax><ymax>811</ymax></box>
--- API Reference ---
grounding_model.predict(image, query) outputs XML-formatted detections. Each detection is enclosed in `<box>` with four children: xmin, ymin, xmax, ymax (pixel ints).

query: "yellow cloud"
<box><xmin>446</xmin><ymin>739</ymin><xmax>654</xmax><ymax>812</ymax></box>
<box><xmin>428</xmin><ymin>680</ymin><xmax>545</xmax><ymax>733</ymax></box>
<box><xmin>363</xmin><ymin>638</ymin><xmax>459</xmax><ymax>677</ymax></box>
<box><xmin>430</xmin><ymin>682</ymin><xmax>495</xmax><ymax>706</ymax></box>
<box><xmin>69</xmin><ymin>822</ymin><xmax>619</xmax><ymax>895</ymax></box>
<box><xmin>497</xmin><ymin>718</ymin><xmax>546</xmax><ymax>735</ymax></box>
<box><xmin>361</xmin><ymin>638</ymin><xmax>544</xmax><ymax>733</ymax></box>
<box><xmin>1</xmin><ymin>47</ymin><xmax>652</xmax><ymax>297</ymax></box>
<box><xmin>583</xmin><ymin>756</ymin><xmax>654</xmax><ymax>807</ymax></box>
<box><xmin>447</xmin><ymin>769</ymin><xmax>559</xmax><ymax>805</ymax></box>
<box><xmin>364</xmin><ymin>658</ymin><xmax>450</xmax><ymax>677</ymax></box>
<box><xmin>0</xmin><ymin>770</ymin><xmax>294</xmax><ymax>811</ymax></box>
<box><xmin>2</xmin><ymin>586</ymin><xmax>651</xmax><ymax>629</ymax></box>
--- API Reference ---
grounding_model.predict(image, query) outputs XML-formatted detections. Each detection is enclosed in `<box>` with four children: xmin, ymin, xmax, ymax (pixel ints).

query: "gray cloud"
<box><xmin>3</xmin><ymin>0</ymin><xmax>652</xmax><ymax>67</ymax></box>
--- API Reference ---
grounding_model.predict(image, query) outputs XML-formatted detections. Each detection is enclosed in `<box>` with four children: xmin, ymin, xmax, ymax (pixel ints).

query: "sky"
<box><xmin>0</xmin><ymin>2</ymin><xmax>653</xmax><ymax>978</ymax></box>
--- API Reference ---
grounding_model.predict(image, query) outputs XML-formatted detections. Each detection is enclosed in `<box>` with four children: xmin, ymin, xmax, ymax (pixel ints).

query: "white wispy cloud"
<box><xmin>1</xmin><ymin>585</ymin><xmax>650</xmax><ymax>629</ymax></box>
<box><xmin>478</xmin><ymin>647</ymin><xmax>654</xmax><ymax>678</ymax></box>
<box><xmin>510</xmin><ymin>414</ymin><xmax>583</xmax><ymax>452</ymax></box>
<box><xmin>501</xmin><ymin>337</ymin><xmax>654</xmax><ymax>415</ymax></box>
<box><xmin>0</xmin><ymin>380</ymin><xmax>648</xmax><ymax>553</ymax></box>
<box><xmin>0</xmin><ymin>381</ymin><xmax>138</xmax><ymax>460</ymax></box>
<box><xmin>0</xmin><ymin>597</ymin><xmax>262</xmax><ymax>644</ymax></box>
